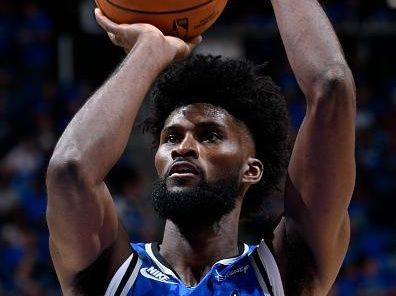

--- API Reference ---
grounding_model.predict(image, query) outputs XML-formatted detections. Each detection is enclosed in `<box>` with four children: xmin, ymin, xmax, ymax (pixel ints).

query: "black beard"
<box><xmin>151</xmin><ymin>176</ymin><xmax>239</xmax><ymax>230</ymax></box>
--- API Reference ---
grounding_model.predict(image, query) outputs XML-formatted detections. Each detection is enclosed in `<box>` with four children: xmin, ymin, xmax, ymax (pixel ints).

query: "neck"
<box><xmin>159</xmin><ymin>205</ymin><xmax>241</xmax><ymax>287</ymax></box>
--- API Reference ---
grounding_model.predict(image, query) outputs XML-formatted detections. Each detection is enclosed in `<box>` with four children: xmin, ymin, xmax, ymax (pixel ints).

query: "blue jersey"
<box><xmin>105</xmin><ymin>241</ymin><xmax>284</xmax><ymax>296</ymax></box>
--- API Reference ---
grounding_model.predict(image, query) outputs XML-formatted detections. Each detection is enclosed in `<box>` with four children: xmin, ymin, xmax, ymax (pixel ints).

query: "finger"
<box><xmin>174</xmin><ymin>44</ymin><xmax>193</xmax><ymax>61</ymax></box>
<box><xmin>186</xmin><ymin>35</ymin><xmax>203</xmax><ymax>52</ymax></box>
<box><xmin>107</xmin><ymin>32</ymin><xmax>124</xmax><ymax>48</ymax></box>
<box><xmin>107</xmin><ymin>32</ymin><xmax>118</xmax><ymax>45</ymax></box>
<box><xmin>94</xmin><ymin>8</ymin><xmax>120</xmax><ymax>34</ymax></box>
<box><xmin>188</xmin><ymin>35</ymin><xmax>203</xmax><ymax>46</ymax></box>
<box><xmin>124</xmin><ymin>47</ymin><xmax>130</xmax><ymax>55</ymax></box>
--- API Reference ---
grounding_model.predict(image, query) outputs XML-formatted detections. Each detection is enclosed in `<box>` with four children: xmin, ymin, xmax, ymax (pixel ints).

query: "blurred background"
<box><xmin>0</xmin><ymin>0</ymin><xmax>395</xmax><ymax>295</ymax></box>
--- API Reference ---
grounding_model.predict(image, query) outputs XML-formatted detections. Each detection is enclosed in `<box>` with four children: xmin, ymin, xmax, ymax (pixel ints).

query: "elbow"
<box><xmin>46</xmin><ymin>152</ymin><xmax>90</xmax><ymax>191</ymax></box>
<box><xmin>309</xmin><ymin>64</ymin><xmax>356</xmax><ymax>108</ymax></box>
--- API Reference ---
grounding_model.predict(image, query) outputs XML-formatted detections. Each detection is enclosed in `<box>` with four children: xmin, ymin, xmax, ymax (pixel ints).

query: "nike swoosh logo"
<box><xmin>140</xmin><ymin>268</ymin><xmax>178</xmax><ymax>285</ymax></box>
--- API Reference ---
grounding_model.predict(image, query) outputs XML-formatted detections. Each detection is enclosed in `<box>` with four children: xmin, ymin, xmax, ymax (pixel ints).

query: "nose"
<box><xmin>171</xmin><ymin>133</ymin><xmax>198</xmax><ymax>159</ymax></box>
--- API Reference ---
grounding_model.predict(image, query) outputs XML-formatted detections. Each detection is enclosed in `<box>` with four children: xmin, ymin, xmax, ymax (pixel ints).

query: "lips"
<box><xmin>168</xmin><ymin>161</ymin><xmax>200</xmax><ymax>176</ymax></box>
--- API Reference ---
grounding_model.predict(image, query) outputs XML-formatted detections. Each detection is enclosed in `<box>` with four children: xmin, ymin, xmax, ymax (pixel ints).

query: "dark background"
<box><xmin>0</xmin><ymin>0</ymin><xmax>395</xmax><ymax>295</ymax></box>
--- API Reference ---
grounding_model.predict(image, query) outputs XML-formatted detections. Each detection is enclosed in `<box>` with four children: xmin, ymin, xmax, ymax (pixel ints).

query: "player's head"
<box><xmin>144</xmin><ymin>55</ymin><xmax>290</xmax><ymax>229</ymax></box>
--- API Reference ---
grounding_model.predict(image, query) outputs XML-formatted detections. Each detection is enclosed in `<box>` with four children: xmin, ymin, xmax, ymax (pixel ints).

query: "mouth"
<box><xmin>168</xmin><ymin>161</ymin><xmax>200</xmax><ymax>177</ymax></box>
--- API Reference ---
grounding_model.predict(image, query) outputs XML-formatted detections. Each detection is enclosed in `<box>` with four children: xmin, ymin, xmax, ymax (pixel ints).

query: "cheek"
<box><xmin>154</xmin><ymin>147</ymin><xmax>168</xmax><ymax>176</ymax></box>
<box><xmin>205</xmin><ymin>145</ymin><xmax>244</xmax><ymax>178</ymax></box>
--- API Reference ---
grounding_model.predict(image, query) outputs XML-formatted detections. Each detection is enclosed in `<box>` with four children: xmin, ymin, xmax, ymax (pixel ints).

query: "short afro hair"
<box><xmin>143</xmin><ymin>55</ymin><xmax>290</xmax><ymax>215</ymax></box>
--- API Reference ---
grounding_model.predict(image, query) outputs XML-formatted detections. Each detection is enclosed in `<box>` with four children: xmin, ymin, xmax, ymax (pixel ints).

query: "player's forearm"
<box><xmin>270</xmin><ymin>0</ymin><xmax>351</xmax><ymax>100</ymax></box>
<box><xmin>49</xmin><ymin>39</ymin><xmax>172</xmax><ymax>185</ymax></box>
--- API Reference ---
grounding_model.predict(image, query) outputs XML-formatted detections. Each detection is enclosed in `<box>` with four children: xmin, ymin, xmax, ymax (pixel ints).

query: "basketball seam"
<box><xmin>104</xmin><ymin>0</ymin><xmax>216</xmax><ymax>15</ymax></box>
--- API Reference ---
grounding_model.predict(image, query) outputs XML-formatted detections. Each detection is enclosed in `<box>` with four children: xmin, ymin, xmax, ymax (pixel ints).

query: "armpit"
<box><xmin>72</xmin><ymin>247</ymin><xmax>114</xmax><ymax>295</ymax></box>
<box><xmin>284</xmin><ymin>223</ymin><xmax>316</xmax><ymax>295</ymax></box>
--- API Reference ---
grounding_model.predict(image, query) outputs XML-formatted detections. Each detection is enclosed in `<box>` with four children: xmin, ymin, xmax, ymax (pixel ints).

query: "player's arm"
<box><xmin>46</xmin><ymin>9</ymin><xmax>200</xmax><ymax>292</ymax></box>
<box><xmin>269</xmin><ymin>0</ymin><xmax>356</xmax><ymax>294</ymax></box>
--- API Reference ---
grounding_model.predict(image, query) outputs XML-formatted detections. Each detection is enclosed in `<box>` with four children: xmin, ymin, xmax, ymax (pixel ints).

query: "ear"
<box><xmin>242</xmin><ymin>157</ymin><xmax>263</xmax><ymax>185</ymax></box>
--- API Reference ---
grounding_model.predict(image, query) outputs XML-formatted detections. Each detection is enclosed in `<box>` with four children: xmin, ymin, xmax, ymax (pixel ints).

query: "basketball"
<box><xmin>94</xmin><ymin>0</ymin><xmax>228</xmax><ymax>39</ymax></box>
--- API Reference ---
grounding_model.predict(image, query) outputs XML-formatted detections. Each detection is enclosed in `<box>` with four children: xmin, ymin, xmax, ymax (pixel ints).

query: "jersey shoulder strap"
<box><xmin>250</xmin><ymin>240</ymin><xmax>285</xmax><ymax>296</ymax></box>
<box><xmin>105</xmin><ymin>247</ymin><xmax>141</xmax><ymax>296</ymax></box>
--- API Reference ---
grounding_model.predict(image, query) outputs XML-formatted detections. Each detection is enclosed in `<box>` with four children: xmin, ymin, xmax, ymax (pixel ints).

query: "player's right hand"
<box><xmin>94</xmin><ymin>8</ymin><xmax>202</xmax><ymax>62</ymax></box>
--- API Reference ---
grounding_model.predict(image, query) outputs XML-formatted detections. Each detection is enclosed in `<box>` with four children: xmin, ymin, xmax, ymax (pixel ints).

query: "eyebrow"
<box><xmin>196</xmin><ymin>121</ymin><xmax>227</xmax><ymax>130</ymax></box>
<box><xmin>161</xmin><ymin>121</ymin><xmax>227</xmax><ymax>134</ymax></box>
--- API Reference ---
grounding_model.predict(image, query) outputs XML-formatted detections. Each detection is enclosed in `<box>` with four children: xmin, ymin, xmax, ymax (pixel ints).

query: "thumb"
<box><xmin>187</xmin><ymin>35</ymin><xmax>203</xmax><ymax>48</ymax></box>
<box><xmin>182</xmin><ymin>35</ymin><xmax>203</xmax><ymax>57</ymax></box>
<box><xmin>94</xmin><ymin>8</ymin><xmax>120</xmax><ymax>34</ymax></box>
<box><xmin>174</xmin><ymin>36</ymin><xmax>203</xmax><ymax>61</ymax></box>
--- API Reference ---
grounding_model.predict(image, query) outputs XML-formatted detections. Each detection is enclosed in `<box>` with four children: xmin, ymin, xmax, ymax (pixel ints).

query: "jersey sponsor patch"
<box><xmin>215</xmin><ymin>264</ymin><xmax>250</xmax><ymax>281</ymax></box>
<box><xmin>140</xmin><ymin>266</ymin><xmax>178</xmax><ymax>285</ymax></box>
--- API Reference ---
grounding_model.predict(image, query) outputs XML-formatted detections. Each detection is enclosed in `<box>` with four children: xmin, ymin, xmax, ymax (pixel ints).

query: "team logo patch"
<box><xmin>140</xmin><ymin>267</ymin><xmax>178</xmax><ymax>285</ymax></box>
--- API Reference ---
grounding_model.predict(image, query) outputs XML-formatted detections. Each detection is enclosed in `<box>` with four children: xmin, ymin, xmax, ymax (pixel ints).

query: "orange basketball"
<box><xmin>95</xmin><ymin>0</ymin><xmax>228</xmax><ymax>40</ymax></box>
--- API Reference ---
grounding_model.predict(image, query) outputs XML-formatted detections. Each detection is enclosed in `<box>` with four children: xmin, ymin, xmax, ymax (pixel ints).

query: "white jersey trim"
<box><xmin>256</xmin><ymin>240</ymin><xmax>285</xmax><ymax>296</ymax></box>
<box><xmin>105</xmin><ymin>254</ymin><xmax>133</xmax><ymax>296</ymax></box>
<box><xmin>119</xmin><ymin>260</ymin><xmax>142</xmax><ymax>296</ymax></box>
<box><xmin>105</xmin><ymin>253</ymin><xmax>142</xmax><ymax>296</ymax></box>
<box><xmin>144</xmin><ymin>242</ymin><xmax>249</xmax><ymax>279</ymax></box>
<box><xmin>217</xmin><ymin>243</ymin><xmax>249</xmax><ymax>266</ymax></box>
<box><xmin>249</xmin><ymin>255</ymin><xmax>272</xmax><ymax>296</ymax></box>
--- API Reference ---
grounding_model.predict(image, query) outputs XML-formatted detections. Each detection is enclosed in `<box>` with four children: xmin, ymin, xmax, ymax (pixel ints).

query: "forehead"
<box><xmin>163</xmin><ymin>103</ymin><xmax>237</xmax><ymax>128</ymax></box>
<box><xmin>161</xmin><ymin>103</ymin><xmax>256</xmax><ymax>154</ymax></box>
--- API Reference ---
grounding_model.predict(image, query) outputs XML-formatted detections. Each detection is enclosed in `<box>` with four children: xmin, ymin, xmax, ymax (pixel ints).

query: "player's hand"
<box><xmin>94</xmin><ymin>8</ymin><xmax>202</xmax><ymax>62</ymax></box>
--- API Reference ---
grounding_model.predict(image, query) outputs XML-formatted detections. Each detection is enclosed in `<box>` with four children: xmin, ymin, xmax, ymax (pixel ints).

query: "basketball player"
<box><xmin>46</xmin><ymin>0</ymin><xmax>356</xmax><ymax>295</ymax></box>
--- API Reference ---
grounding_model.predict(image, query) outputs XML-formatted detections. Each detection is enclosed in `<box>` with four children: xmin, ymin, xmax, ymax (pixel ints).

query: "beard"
<box><xmin>151</xmin><ymin>175</ymin><xmax>239</xmax><ymax>230</ymax></box>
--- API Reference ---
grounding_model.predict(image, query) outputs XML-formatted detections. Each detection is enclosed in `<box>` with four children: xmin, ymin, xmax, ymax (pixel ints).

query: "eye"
<box><xmin>166</xmin><ymin>134</ymin><xmax>180</xmax><ymax>144</ymax></box>
<box><xmin>201</xmin><ymin>131</ymin><xmax>222</xmax><ymax>143</ymax></box>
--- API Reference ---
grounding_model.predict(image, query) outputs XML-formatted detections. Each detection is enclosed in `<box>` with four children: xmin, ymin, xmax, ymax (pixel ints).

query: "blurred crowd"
<box><xmin>0</xmin><ymin>0</ymin><xmax>395</xmax><ymax>295</ymax></box>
